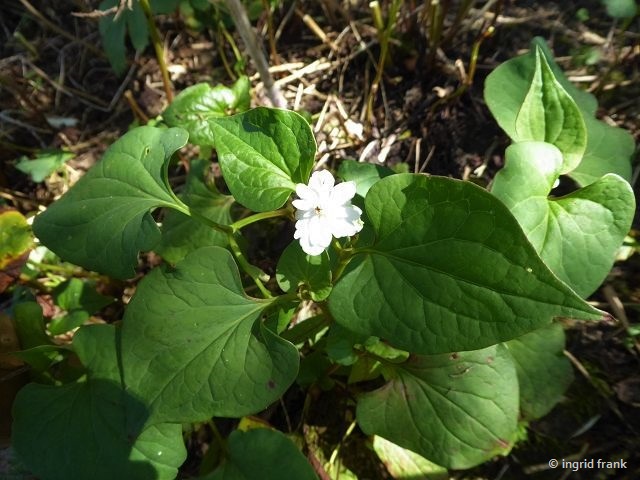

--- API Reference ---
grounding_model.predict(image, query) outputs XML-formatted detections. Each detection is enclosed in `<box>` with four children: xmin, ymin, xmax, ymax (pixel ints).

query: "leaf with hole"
<box><xmin>157</xmin><ymin>158</ymin><xmax>233</xmax><ymax>263</ymax></box>
<box><xmin>491</xmin><ymin>142</ymin><xmax>635</xmax><ymax>297</ymax></box>
<box><xmin>33</xmin><ymin>126</ymin><xmax>189</xmax><ymax>279</ymax></box>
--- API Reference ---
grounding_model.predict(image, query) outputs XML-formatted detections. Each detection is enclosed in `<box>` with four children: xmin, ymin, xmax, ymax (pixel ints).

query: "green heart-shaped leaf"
<box><xmin>121</xmin><ymin>246</ymin><xmax>299</xmax><ymax>426</ymax></box>
<box><xmin>53</xmin><ymin>278</ymin><xmax>114</xmax><ymax>313</ymax></box>
<box><xmin>15</xmin><ymin>150</ymin><xmax>74</xmax><ymax>182</ymax></box>
<box><xmin>157</xmin><ymin>158</ymin><xmax>234</xmax><ymax>263</ymax></box>
<box><xmin>357</xmin><ymin>344</ymin><xmax>518</xmax><ymax>469</ymax></box>
<box><xmin>329</xmin><ymin>174</ymin><xmax>602</xmax><ymax>354</ymax></box>
<box><xmin>513</xmin><ymin>47</ymin><xmax>586</xmax><ymax>173</ymax></box>
<box><xmin>570</xmin><ymin>115</ymin><xmax>635</xmax><ymax>186</ymax></box>
<box><xmin>207</xmin><ymin>429</ymin><xmax>317</xmax><ymax>479</ymax></box>
<box><xmin>505</xmin><ymin>323</ymin><xmax>573</xmax><ymax>420</ymax></box>
<box><xmin>485</xmin><ymin>37</ymin><xmax>633</xmax><ymax>185</ymax></box>
<box><xmin>276</xmin><ymin>241</ymin><xmax>332</xmax><ymax>301</ymax></box>
<box><xmin>372</xmin><ymin>436</ymin><xmax>448</xmax><ymax>480</ymax></box>
<box><xmin>12</xmin><ymin>325</ymin><xmax>186</xmax><ymax>480</ymax></box>
<box><xmin>33</xmin><ymin>126</ymin><xmax>189</xmax><ymax>279</ymax></box>
<box><xmin>210</xmin><ymin>108</ymin><xmax>315</xmax><ymax>212</ymax></box>
<box><xmin>337</xmin><ymin>159</ymin><xmax>395</xmax><ymax>197</ymax></box>
<box><xmin>164</xmin><ymin>77</ymin><xmax>250</xmax><ymax>146</ymax></box>
<box><xmin>491</xmin><ymin>142</ymin><xmax>635</xmax><ymax>297</ymax></box>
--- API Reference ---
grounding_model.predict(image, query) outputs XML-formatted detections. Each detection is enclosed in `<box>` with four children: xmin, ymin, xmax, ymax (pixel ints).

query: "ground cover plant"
<box><xmin>1</xmin><ymin>1</ymin><xmax>639</xmax><ymax>479</ymax></box>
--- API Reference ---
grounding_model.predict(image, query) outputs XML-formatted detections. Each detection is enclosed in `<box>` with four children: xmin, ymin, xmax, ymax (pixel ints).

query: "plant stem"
<box><xmin>124</xmin><ymin>90</ymin><xmax>150</xmax><ymax>123</ymax></box>
<box><xmin>179</xmin><ymin>204</ymin><xmax>288</xmax><ymax>299</ymax></box>
<box><xmin>227</xmin><ymin>234</ymin><xmax>272</xmax><ymax>298</ymax></box>
<box><xmin>261</xmin><ymin>0</ymin><xmax>279</xmax><ymax>65</ymax></box>
<box><xmin>326</xmin><ymin>420</ymin><xmax>357</xmax><ymax>471</ymax></box>
<box><xmin>332</xmin><ymin>244</ymin><xmax>356</xmax><ymax>283</ymax></box>
<box><xmin>26</xmin><ymin>260</ymin><xmax>98</xmax><ymax>278</ymax></box>
<box><xmin>231</xmin><ymin>208</ymin><xmax>291</xmax><ymax>232</ymax></box>
<box><xmin>366</xmin><ymin>0</ymin><xmax>402</xmax><ymax>125</ymax></box>
<box><xmin>186</xmin><ymin>208</ymin><xmax>233</xmax><ymax>235</ymax></box>
<box><xmin>370</xmin><ymin>1</ymin><xmax>385</xmax><ymax>33</ymax></box>
<box><xmin>428</xmin><ymin>24</ymin><xmax>495</xmax><ymax>113</ymax></box>
<box><xmin>223</xmin><ymin>0</ymin><xmax>287</xmax><ymax>108</ymax></box>
<box><xmin>139</xmin><ymin>0</ymin><xmax>174</xmax><ymax>103</ymax></box>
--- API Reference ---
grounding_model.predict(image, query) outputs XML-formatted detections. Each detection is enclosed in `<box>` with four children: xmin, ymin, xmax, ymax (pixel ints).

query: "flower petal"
<box><xmin>295</xmin><ymin>184</ymin><xmax>317</xmax><ymax>202</ymax></box>
<box><xmin>328</xmin><ymin>205</ymin><xmax>364</xmax><ymax>238</ymax></box>
<box><xmin>292</xmin><ymin>198</ymin><xmax>315</xmax><ymax>212</ymax></box>
<box><xmin>295</xmin><ymin>215</ymin><xmax>333</xmax><ymax>255</ymax></box>
<box><xmin>330</xmin><ymin>181</ymin><xmax>357</xmax><ymax>205</ymax></box>
<box><xmin>308</xmin><ymin>170</ymin><xmax>335</xmax><ymax>192</ymax></box>
<box><xmin>293</xmin><ymin>170</ymin><xmax>364</xmax><ymax>254</ymax></box>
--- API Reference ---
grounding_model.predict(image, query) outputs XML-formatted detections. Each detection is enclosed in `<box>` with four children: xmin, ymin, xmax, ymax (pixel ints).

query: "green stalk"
<box><xmin>370</xmin><ymin>1</ymin><xmax>385</xmax><ymax>34</ymax></box>
<box><xmin>139</xmin><ymin>0</ymin><xmax>173</xmax><ymax>103</ymax></box>
<box><xmin>177</xmin><ymin>209</ymin><xmax>271</xmax><ymax>297</ymax></box>
<box><xmin>184</xmin><ymin>207</ymin><xmax>234</xmax><ymax>235</ymax></box>
<box><xmin>181</xmin><ymin>204</ymin><xmax>292</xmax><ymax>299</ymax></box>
<box><xmin>230</xmin><ymin>208</ymin><xmax>291</xmax><ymax>232</ymax></box>
<box><xmin>366</xmin><ymin>0</ymin><xmax>403</xmax><ymax>124</ymax></box>
<box><xmin>227</xmin><ymin>234</ymin><xmax>272</xmax><ymax>298</ymax></box>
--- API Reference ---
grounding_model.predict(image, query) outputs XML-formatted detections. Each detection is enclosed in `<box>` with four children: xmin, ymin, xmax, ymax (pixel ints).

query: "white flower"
<box><xmin>293</xmin><ymin>170</ymin><xmax>363</xmax><ymax>256</ymax></box>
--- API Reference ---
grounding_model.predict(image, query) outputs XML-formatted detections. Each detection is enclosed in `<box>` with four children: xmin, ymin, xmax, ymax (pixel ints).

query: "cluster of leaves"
<box><xmin>6</xmin><ymin>39</ymin><xmax>635</xmax><ymax>479</ymax></box>
<box><xmin>98</xmin><ymin>0</ymin><xmax>181</xmax><ymax>75</ymax></box>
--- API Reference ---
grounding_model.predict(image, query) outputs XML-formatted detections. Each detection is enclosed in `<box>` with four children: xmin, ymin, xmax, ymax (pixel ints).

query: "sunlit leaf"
<box><xmin>210</xmin><ymin>108</ymin><xmax>315</xmax><ymax>212</ymax></box>
<box><xmin>484</xmin><ymin>37</ymin><xmax>633</xmax><ymax>185</ymax></box>
<box><xmin>207</xmin><ymin>428</ymin><xmax>317</xmax><ymax>479</ymax></box>
<box><xmin>373</xmin><ymin>436</ymin><xmax>448</xmax><ymax>480</ymax></box>
<box><xmin>15</xmin><ymin>151</ymin><xmax>74</xmax><ymax>183</ymax></box>
<box><xmin>0</xmin><ymin>209</ymin><xmax>32</xmax><ymax>292</ymax></box>
<box><xmin>164</xmin><ymin>77</ymin><xmax>250</xmax><ymax>146</ymax></box>
<box><xmin>505</xmin><ymin>324</ymin><xmax>573</xmax><ymax>420</ymax></box>
<box><xmin>491</xmin><ymin>142</ymin><xmax>635</xmax><ymax>297</ymax></box>
<box><xmin>329</xmin><ymin>174</ymin><xmax>602</xmax><ymax>354</ymax></box>
<box><xmin>513</xmin><ymin>47</ymin><xmax>586</xmax><ymax>173</ymax></box>
<box><xmin>357</xmin><ymin>345</ymin><xmax>518</xmax><ymax>469</ymax></box>
<box><xmin>33</xmin><ymin>126</ymin><xmax>189</xmax><ymax>279</ymax></box>
<box><xmin>121</xmin><ymin>247</ymin><xmax>299</xmax><ymax>426</ymax></box>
